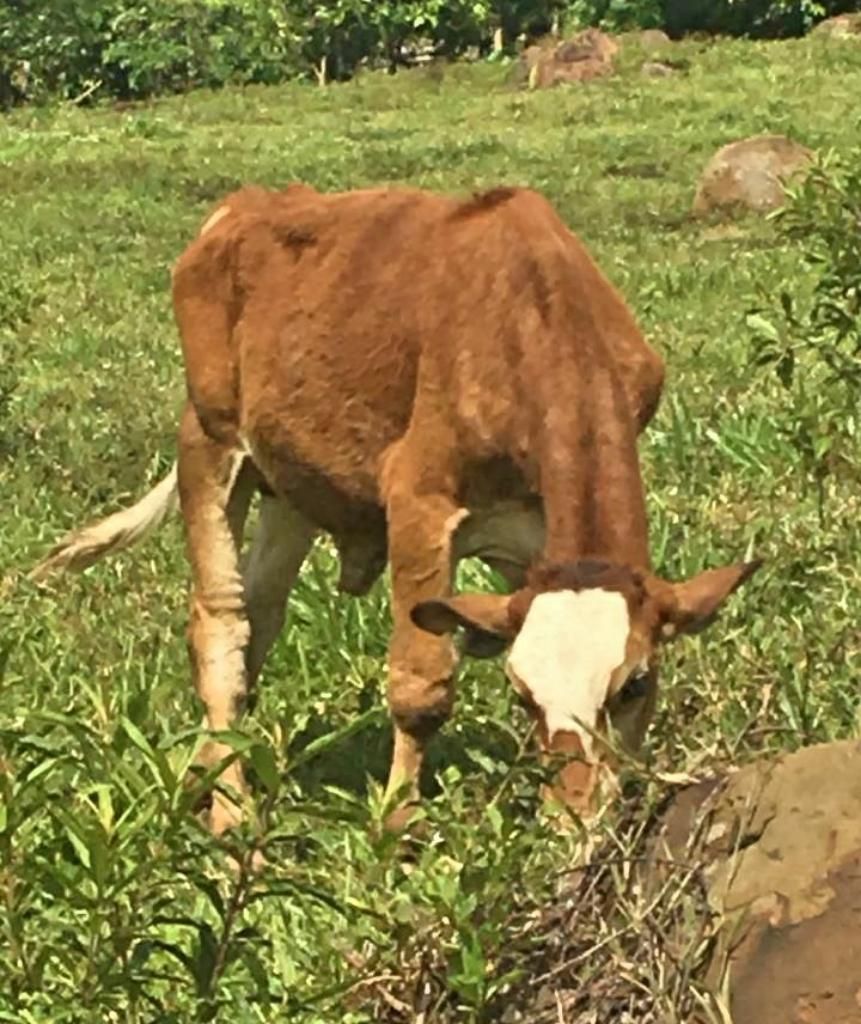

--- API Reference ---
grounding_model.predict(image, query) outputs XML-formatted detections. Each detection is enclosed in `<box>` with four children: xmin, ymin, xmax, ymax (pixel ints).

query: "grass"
<box><xmin>1</xmin><ymin>31</ymin><xmax>860</xmax><ymax>1023</ymax></box>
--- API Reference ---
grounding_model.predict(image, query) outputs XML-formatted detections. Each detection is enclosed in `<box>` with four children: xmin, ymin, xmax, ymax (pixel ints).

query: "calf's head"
<box><xmin>411</xmin><ymin>558</ymin><xmax>760</xmax><ymax>818</ymax></box>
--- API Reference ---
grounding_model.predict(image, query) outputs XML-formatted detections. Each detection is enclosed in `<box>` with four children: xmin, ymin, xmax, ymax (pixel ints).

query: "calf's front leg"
<box><xmin>382</xmin><ymin>461</ymin><xmax>466</xmax><ymax>830</ymax></box>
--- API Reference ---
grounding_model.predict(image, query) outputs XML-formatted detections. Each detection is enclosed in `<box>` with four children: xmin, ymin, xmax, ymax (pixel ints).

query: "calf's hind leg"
<box><xmin>242</xmin><ymin>494</ymin><xmax>316</xmax><ymax>688</ymax></box>
<box><xmin>178</xmin><ymin>407</ymin><xmax>257</xmax><ymax>837</ymax></box>
<box><xmin>180</xmin><ymin>407</ymin><xmax>317</xmax><ymax>836</ymax></box>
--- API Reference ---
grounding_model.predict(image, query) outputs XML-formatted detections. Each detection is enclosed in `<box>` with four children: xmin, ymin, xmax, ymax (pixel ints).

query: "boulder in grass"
<box><xmin>621</xmin><ymin>27</ymin><xmax>673</xmax><ymax>52</ymax></box>
<box><xmin>693</xmin><ymin>134</ymin><xmax>814</xmax><ymax>217</ymax></box>
<box><xmin>500</xmin><ymin>739</ymin><xmax>861</xmax><ymax>1024</ymax></box>
<box><xmin>518</xmin><ymin>28</ymin><xmax>619</xmax><ymax>89</ymax></box>
<box><xmin>636</xmin><ymin>27</ymin><xmax>673</xmax><ymax>50</ymax></box>
<box><xmin>650</xmin><ymin>740</ymin><xmax>861</xmax><ymax>1024</ymax></box>
<box><xmin>812</xmin><ymin>13</ymin><xmax>861</xmax><ymax>38</ymax></box>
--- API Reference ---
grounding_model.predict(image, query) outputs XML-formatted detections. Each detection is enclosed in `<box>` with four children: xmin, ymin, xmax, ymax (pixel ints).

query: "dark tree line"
<box><xmin>1</xmin><ymin>0</ymin><xmax>857</xmax><ymax>106</ymax></box>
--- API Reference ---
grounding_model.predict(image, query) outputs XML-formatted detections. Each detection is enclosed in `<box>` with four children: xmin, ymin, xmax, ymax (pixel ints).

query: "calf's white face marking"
<box><xmin>505</xmin><ymin>588</ymin><xmax>630</xmax><ymax>756</ymax></box>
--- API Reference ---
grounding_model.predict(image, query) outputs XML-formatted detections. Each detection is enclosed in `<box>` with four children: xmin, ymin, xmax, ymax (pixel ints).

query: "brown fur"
<box><xmin>170</xmin><ymin>181</ymin><xmax>666</xmax><ymax>829</ymax></box>
<box><xmin>36</xmin><ymin>182</ymin><xmax>762</xmax><ymax>835</ymax></box>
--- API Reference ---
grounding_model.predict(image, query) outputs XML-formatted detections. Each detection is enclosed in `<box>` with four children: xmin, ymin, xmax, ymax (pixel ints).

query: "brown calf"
<box><xmin>32</xmin><ymin>182</ymin><xmax>760</xmax><ymax>834</ymax></box>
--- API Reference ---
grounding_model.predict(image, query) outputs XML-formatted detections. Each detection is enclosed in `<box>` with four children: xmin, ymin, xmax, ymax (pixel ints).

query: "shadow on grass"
<box><xmin>284</xmin><ymin>702</ymin><xmax>523</xmax><ymax>800</ymax></box>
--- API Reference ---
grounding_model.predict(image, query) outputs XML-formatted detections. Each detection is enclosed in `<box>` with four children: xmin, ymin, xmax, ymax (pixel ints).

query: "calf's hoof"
<box><xmin>383</xmin><ymin>800</ymin><xmax>434</xmax><ymax>849</ymax></box>
<box><xmin>383</xmin><ymin>800</ymin><xmax>424</xmax><ymax>835</ymax></box>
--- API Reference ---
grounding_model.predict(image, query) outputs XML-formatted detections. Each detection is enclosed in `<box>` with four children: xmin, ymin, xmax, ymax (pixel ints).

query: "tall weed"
<box><xmin>746</xmin><ymin>150</ymin><xmax>861</xmax><ymax>520</ymax></box>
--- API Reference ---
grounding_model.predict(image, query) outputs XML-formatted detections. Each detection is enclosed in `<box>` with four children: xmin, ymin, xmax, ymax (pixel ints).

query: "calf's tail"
<box><xmin>30</xmin><ymin>463</ymin><xmax>179</xmax><ymax>581</ymax></box>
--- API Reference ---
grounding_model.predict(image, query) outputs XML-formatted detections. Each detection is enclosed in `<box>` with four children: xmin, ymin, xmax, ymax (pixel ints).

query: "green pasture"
<box><xmin>1</xmin><ymin>32</ymin><xmax>859</xmax><ymax>1023</ymax></box>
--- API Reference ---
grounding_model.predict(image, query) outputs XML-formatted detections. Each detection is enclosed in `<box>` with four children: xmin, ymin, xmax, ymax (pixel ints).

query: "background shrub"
<box><xmin>0</xmin><ymin>0</ymin><xmax>303</xmax><ymax>105</ymax></box>
<box><xmin>663</xmin><ymin>0</ymin><xmax>858</xmax><ymax>38</ymax></box>
<box><xmin>2</xmin><ymin>0</ymin><xmax>860</xmax><ymax>106</ymax></box>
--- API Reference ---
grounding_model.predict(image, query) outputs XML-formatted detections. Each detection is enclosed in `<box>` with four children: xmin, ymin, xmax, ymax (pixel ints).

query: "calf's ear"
<box><xmin>411</xmin><ymin>593</ymin><xmax>514</xmax><ymax>659</ymax></box>
<box><xmin>659</xmin><ymin>559</ymin><xmax>763</xmax><ymax>639</ymax></box>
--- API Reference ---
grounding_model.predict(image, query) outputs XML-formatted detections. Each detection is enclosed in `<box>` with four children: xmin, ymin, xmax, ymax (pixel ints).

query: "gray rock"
<box><xmin>515</xmin><ymin>29</ymin><xmax>619</xmax><ymax>90</ymax></box>
<box><xmin>648</xmin><ymin>740</ymin><xmax>861</xmax><ymax>1024</ymax></box>
<box><xmin>812</xmin><ymin>13</ymin><xmax>861</xmax><ymax>38</ymax></box>
<box><xmin>693</xmin><ymin>133</ymin><xmax>814</xmax><ymax>217</ymax></box>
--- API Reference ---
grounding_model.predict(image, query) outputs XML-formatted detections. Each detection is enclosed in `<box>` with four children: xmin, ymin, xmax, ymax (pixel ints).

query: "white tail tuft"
<box><xmin>30</xmin><ymin>463</ymin><xmax>179</xmax><ymax>581</ymax></box>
